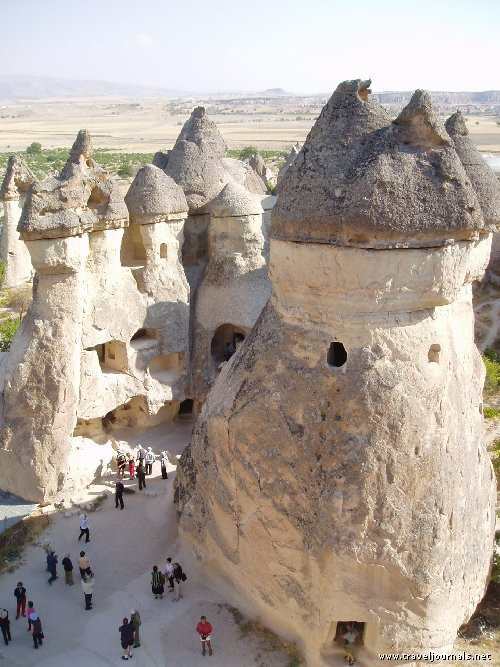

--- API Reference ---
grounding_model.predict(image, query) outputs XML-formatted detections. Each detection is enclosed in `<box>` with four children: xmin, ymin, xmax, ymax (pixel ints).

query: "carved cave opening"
<box><xmin>210</xmin><ymin>323</ymin><xmax>248</xmax><ymax>366</ymax></box>
<box><xmin>327</xmin><ymin>341</ymin><xmax>347</xmax><ymax>368</ymax></box>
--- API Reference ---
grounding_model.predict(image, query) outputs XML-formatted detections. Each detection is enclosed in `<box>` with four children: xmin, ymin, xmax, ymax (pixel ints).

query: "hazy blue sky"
<box><xmin>1</xmin><ymin>0</ymin><xmax>498</xmax><ymax>92</ymax></box>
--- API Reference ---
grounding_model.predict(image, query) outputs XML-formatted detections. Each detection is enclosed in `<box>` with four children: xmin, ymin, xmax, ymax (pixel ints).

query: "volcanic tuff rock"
<box><xmin>164</xmin><ymin>106</ymin><xmax>227</xmax><ymax>213</ymax></box>
<box><xmin>0</xmin><ymin>155</ymin><xmax>37</xmax><ymax>286</ymax></box>
<box><xmin>19</xmin><ymin>130</ymin><xmax>128</xmax><ymax>240</ymax></box>
<box><xmin>175</xmin><ymin>80</ymin><xmax>497</xmax><ymax>665</ymax></box>
<box><xmin>276</xmin><ymin>141</ymin><xmax>300</xmax><ymax>188</ymax></box>
<box><xmin>445</xmin><ymin>110</ymin><xmax>500</xmax><ymax>226</ymax></box>
<box><xmin>273</xmin><ymin>81</ymin><xmax>485</xmax><ymax>248</ymax></box>
<box><xmin>0</xmin><ymin>130</ymin><xmax>190</xmax><ymax>502</ymax></box>
<box><xmin>125</xmin><ymin>164</ymin><xmax>188</xmax><ymax>224</ymax></box>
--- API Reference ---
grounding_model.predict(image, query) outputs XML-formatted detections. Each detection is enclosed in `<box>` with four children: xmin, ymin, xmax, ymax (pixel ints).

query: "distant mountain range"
<box><xmin>0</xmin><ymin>76</ymin><xmax>499</xmax><ymax>106</ymax></box>
<box><xmin>0</xmin><ymin>75</ymin><xmax>182</xmax><ymax>100</ymax></box>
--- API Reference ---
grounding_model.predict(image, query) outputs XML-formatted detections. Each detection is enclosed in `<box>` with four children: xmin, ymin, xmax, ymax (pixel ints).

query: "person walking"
<box><xmin>145</xmin><ymin>447</ymin><xmax>154</xmax><ymax>475</ymax></box>
<box><xmin>130</xmin><ymin>608</ymin><xmax>142</xmax><ymax>648</ymax></box>
<box><xmin>172</xmin><ymin>562</ymin><xmax>185</xmax><ymax>601</ymax></box>
<box><xmin>136</xmin><ymin>444</ymin><xmax>146</xmax><ymax>466</ymax></box>
<box><xmin>62</xmin><ymin>554</ymin><xmax>74</xmax><ymax>585</ymax></box>
<box><xmin>81</xmin><ymin>573</ymin><xmax>94</xmax><ymax>610</ymax></box>
<box><xmin>116</xmin><ymin>451</ymin><xmax>127</xmax><ymax>479</ymax></box>
<box><xmin>136</xmin><ymin>463</ymin><xmax>146</xmax><ymax>490</ymax></box>
<box><xmin>165</xmin><ymin>557</ymin><xmax>174</xmax><ymax>592</ymax></box>
<box><xmin>0</xmin><ymin>609</ymin><xmax>11</xmax><ymax>646</ymax></box>
<box><xmin>342</xmin><ymin>623</ymin><xmax>358</xmax><ymax>665</ymax></box>
<box><xmin>128</xmin><ymin>455</ymin><xmax>136</xmax><ymax>479</ymax></box>
<box><xmin>160</xmin><ymin>451</ymin><xmax>168</xmax><ymax>479</ymax></box>
<box><xmin>27</xmin><ymin>602</ymin><xmax>36</xmax><ymax>631</ymax></box>
<box><xmin>29</xmin><ymin>612</ymin><xmax>44</xmax><ymax>649</ymax></box>
<box><xmin>196</xmin><ymin>615</ymin><xmax>213</xmax><ymax>656</ymax></box>
<box><xmin>14</xmin><ymin>582</ymin><xmax>26</xmax><ymax>619</ymax></box>
<box><xmin>78</xmin><ymin>551</ymin><xmax>92</xmax><ymax>579</ymax></box>
<box><xmin>115</xmin><ymin>480</ymin><xmax>125</xmax><ymax>510</ymax></box>
<box><xmin>151</xmin><ymin>565</ymin><xmax>164</xmax><ymax>599</ymax></box>
<box><xmin>78</xmin><ymin>513</ymin><xmax>90</xmax><ymax>542</ymax></box>
<box><xmin>47</xmin><ymin>551</ymin><xmax>58</xmax><ymax>584</ymax></box>
<box><xmin>119</xmin><ymin>617</ymin><xmax>135</xmax><ymax>661</ymax></box>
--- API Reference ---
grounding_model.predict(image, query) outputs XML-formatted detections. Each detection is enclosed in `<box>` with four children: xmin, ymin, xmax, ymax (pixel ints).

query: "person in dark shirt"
<box><xmin>62</xmin><ymin>554</ymin><xmax>74</xmax><ymax>585</ymax></box>
<box><xmin>14</xmin><ymin>582</ymin><xmax>26</xmax><ymax>618</ymax></box>
<box><xmin>29</xmin><ymin>613</ymin><xmax>44</xmax><ymax>649</ymax></box>
<box><xmin>136</xmin><ymin>463</ymin><xmax>146</xmax><ymax>491</ymax></box>
<box><xmin>115</xmin><ymin>480</ymin><xmax>125</xmax><ymax>510</ymax></box>
<box><xmin>119</xmin><ymin>617</ymin><xmax>135</xmax><ymax>661</ymax></box>
<box><xmin>47</xmin><ymin>551</ymin><xmax>58</xmax><ymax>584</ymax></box>
<box><xmin>0</xmin><ymin>609</ymin><xmax>11</xmax><ymax>645</ymax></box>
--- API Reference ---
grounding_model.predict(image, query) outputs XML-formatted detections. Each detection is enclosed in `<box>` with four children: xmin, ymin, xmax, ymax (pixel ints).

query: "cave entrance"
<box><xmin>179</xmin><ymin>399</ymin><xmax>193</xmax><ymax>415</ymax></box>
<box><xmin>120</xmin><ymin>224</ymin><xmax>147</xmax><ymax>267</ymax></box>
<box><xmin>327</xmin><ymin>341</ymin><xmax>347</xmax><ymax>368</ymax></box>
<box><xmin>210</xmin><ymin>324</ymin><xmax>248</xmax><ymax>366</ymax></box>
<box><xmin>333</xmin><ymin>621</ymin><xmax>365</xmax><ymax>653</ymax></box>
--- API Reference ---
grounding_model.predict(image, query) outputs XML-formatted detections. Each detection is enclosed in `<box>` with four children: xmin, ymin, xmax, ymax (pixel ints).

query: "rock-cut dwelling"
<box><xmin>175</xmin><ymin>81</ymin><xmax>499</xmax><ymax>664</ymax></box>
<box><xmin>0</xmin><ymin>110</ymin><xmax>273</xmax><ymax>503</ymax></box>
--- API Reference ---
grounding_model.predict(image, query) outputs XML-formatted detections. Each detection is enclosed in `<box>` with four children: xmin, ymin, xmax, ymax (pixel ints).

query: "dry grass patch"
<box><xmin>221</xmin><ymin>604</ymin><xmax>303</xmax><ymax>666</ymax></box>
<box><xmin>0</xmin><ymin>512</ymin><xmax>51</xmax><ymax>573</ymax></box>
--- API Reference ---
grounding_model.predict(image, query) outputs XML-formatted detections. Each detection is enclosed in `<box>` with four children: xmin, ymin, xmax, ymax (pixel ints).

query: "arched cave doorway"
<box><xmin>210</xmin><ymin>324</ymin><xmax>248</xmax><ymax>367</ymax></box>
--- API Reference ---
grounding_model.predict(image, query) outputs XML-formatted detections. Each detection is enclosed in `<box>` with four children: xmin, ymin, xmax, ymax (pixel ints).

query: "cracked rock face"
<box><xmin>175</xmin><ymin>81</ymin><xmax>497</xmax><ymax>665</ymax></box>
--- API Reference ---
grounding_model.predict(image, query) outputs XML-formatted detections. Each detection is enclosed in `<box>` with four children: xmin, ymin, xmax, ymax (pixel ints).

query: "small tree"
<box><xmin>117</xmin><ymin>162</ymin><xmax>132</xmax><ymax>179</ymax></box>
<box><xmin>239</xmin><ymin>146</ymin><xmax>258</xmax><ymax>162</ymax></box>
<box><xmin>26</xmin><ymin>142</ymin><xmax>42</xmax><ymax>154</ymax></box>
<box><xmin>5</xmin><ymin>285</ymin><xmax>33</xmax><ymax>319</ymax></box>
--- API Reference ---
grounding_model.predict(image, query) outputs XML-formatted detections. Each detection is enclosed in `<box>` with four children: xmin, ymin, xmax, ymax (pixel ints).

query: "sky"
<box><xmin>0</xmin><ymin>0</ymin><xmax>499</xmax><ymax>93</ymax></box>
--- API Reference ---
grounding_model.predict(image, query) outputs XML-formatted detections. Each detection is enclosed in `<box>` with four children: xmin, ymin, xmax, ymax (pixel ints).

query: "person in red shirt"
<box><xmin>196</xmin><ymin>615</ymin><xmax>213</xmax><ymax>656</ymax></box>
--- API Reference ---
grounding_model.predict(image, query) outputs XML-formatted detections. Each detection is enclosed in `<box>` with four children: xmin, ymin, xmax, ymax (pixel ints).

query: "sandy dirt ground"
<box><xmin>0</xmin><ymin>97</ymin><xmax>498</xmax><ymax>154</ymax></box>
<box><xmin>0</xmin><ymin>420</ymin><xmax>309</xmax><ymax>667</ymax></box>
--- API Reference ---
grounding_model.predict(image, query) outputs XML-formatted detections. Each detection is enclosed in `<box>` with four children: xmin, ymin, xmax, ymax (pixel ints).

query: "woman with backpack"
<box><xmin>172</xmin><ymin>562</ymin><xmax>186</xmax><ymax>601</ymax></box>
<box><xmin>151</xmin><ymin>565</ymin><xmax>164</xmax><ymax>599</ymax></box>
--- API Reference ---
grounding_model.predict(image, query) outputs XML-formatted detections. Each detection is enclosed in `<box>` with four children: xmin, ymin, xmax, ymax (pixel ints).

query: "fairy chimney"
<box><xmin>0</xmin><ymin>155</ymin><xmax>37</xmax><ymax>287</ymax></box>
<box><xmin>175</xmin><ymin>80</ymin><xmax>497</xmax><ymax>665</ymax></box>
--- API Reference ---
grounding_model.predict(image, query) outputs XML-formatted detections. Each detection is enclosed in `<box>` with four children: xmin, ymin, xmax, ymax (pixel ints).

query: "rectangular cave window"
<box><xmin>327</xmin><ymin>341</ymin><xmax>347</xmax><ymax>368</ymax></box>
<box><xmin>179</xmin><ymin>399</ymin><xmax>193</xmax><ymax>415</ymax></box>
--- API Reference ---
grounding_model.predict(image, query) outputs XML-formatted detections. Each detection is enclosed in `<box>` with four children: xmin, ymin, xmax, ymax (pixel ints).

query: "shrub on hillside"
<box><xmin>0</xmin><ymin>318</ymin><xmax>21</xmax><ymax>351</ymax></box>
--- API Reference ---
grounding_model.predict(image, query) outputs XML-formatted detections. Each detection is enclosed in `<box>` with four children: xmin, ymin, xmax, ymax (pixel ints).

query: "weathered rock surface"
<box><xmin>0</xmin><ymin>155</ymin><xmax>37</xmax><ymax>287</ymax></box>
<box><xmin>276</xmin><ymin>142</ymin><xmax>300</xmax><ymax>189</ymax></box>
<box><xmin>273</xmin><ymin>81</ymin><xmax>485</xmax><ymax>248</ymax></box>
<box><xmin>0</xmin><ymin>131</ymin><xmax>191</xmax><ymax>502</ymax></box>
<box><xmin>190</xmin><ymin>182</ymin><xmax>270</xmax><ymax>402</ymax></box>
<box><xmin>176</xmin><ymin>82</ymin><xmax>497</xmax><ymax>665</ymax></box>
<box><xmin>19</xmin><ymin>130</ymin><xmax>128</xmax><ymax>240</ymax></box>
<box><xmin>164</xmin><ymin>107</ymin><xmax>228</xmax><ymax>214</ymax></box>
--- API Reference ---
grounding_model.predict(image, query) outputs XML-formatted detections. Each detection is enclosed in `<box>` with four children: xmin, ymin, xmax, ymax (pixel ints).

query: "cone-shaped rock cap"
<box><xmin>0</xmin><ymin>154</ymin><xmax>37</xmax><ymax>201</ymax></box>
<box><xmin>125</xmin><ymin>164</ymin><xmax>188</xmax><ymax>224</ymax></box>
<box><xmin>19</xmin><ymin>130</ymin><xmax>128</xmax><ymax>240</ymax></box>
<box><xmin>272</xmin><ymin>81</ymin><xmax>486</xmax><ymax>248</ymax></box>
<box><xmin>164</xmin><ymin>106</ymin><xmax>227</xmax><ymax>213</ymax></box>
<box><xmin>209</xmin><ymin>181</ymin><xmax>264</xmax><ymax>218</ymax></box>
<box><xmin>445</xmin><ymin>111</ymin><xmax>500</xmax><ymax>226</ymax></box>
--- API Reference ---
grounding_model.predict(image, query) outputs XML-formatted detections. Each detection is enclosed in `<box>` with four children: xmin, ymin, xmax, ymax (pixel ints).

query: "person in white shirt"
<box><xmin>164</xmin><ymin>557</ymin><xmax>174</xmax><ymax>592</ymax></box>
<box><xmin>342</xmin><ymin>624</ymin><xmax>358</xmax><ymax>665</ymax></box>
<box><xmin>78</xmin><ymin>514</ymin><xmax>90</xmax><ymax>543</ymax></box>
<box><xmin>145</xmin><ymin>447</ymin><xmax>155</xmax><ymax>475</ymax></box>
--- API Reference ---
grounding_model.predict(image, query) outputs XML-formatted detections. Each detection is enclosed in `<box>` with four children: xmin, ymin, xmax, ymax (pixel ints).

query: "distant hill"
<box><xmin>0</xmin><ymin>75</ymin><xmax>183</xmax><ymax>100</ymax></box>
<box><xmin>372</xmin><ymin>90</ymin><xmax>500</xmax><ymax>106</ymax></box>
